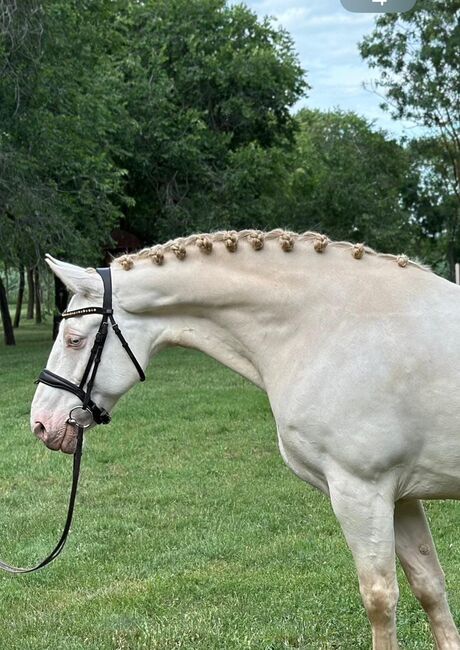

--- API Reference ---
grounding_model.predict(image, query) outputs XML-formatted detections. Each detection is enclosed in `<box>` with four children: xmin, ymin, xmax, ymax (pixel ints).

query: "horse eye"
<box><xmin>67</xmin><ymin>336</ymin><xmax>82</xmax><ymax>348</ymax></box>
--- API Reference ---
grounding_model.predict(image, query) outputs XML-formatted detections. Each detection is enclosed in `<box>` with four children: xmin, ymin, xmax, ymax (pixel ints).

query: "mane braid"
<box><xmin>112</xmin><ymin>229</ymin><xmax>431</xmax><ymax>273</ymax></box>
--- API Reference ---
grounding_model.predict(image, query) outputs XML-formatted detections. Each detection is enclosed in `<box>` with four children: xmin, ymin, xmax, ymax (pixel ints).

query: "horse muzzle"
<box><xmin>33</xmin><ymin>420</ymin><xmax>79</xmax><ymax>454</ymax></box>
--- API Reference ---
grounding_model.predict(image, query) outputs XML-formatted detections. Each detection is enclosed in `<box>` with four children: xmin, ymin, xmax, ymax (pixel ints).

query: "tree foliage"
<box><xmin>2</xmin><ymin>0</ymin><xmax>459</xmax><ymax>348</ymax></box>
<box><xmin>118</xmin><ymin>0</ymin><xmax>307</xmax><ymax>241</ymax></box>
<box><xmin>0</xmin><ymin>0</ymin><xmax>129</xmax><ymax>269</ymax></box>
<box><xmin>1</xmin><ymin>0</ymin><xmax>308</xmax><ymax>267</ymax></box>
<box><xmin>282</xmin><ymin>110</ymin><xmax>414</xmax><ymax>253</ymax></box>
<box><xmin>405</xmin><ymin>137</ymin><xmax>460</xmax><ymax>277</ymax></box>
<box><xmin>360</xmin><ymin>0</ymin><xmax>460</xmax><ymax>277</ymax></box>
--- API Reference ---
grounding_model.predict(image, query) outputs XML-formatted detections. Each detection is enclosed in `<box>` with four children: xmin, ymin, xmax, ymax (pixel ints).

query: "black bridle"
<box><xmin>38</xmin><ymin>267</ymin><xmax>145</xmax><ymax>426</ymax></box>
<box><xmin>0</xmin><ymin>267</ymin><xmax>145</xmax><ymax>574</ymax></box>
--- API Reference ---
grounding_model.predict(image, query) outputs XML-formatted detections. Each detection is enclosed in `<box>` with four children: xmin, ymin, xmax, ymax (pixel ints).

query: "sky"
<box><xmin>239</xmin><ymin>0</ymin><xmax>417</xmax><ymax>138</ymax></box>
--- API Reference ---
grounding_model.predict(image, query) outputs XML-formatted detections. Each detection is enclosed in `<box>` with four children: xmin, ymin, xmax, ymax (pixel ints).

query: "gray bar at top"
<box><xmin>341</xmin><ymin>0</ymin><xmax>417</xmax><ymax>12</ymax></box>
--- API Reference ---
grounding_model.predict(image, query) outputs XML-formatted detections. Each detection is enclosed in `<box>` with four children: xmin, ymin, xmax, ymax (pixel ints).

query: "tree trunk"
<box><xmin>27</xmin><ymin>267</ymin><xmax>34</xmax><ymax>319</ymax></box>
<box><xmin>447</xmin><ymin>238</ymin><xmax>459</xmax><ymax>283</ymax></box>
<box><xmin>53</xmin><ymin>276</ymin><xmax>68</xmax><ymax>340</ymax></box>
<box><xmin>447</xmin><ymin>204</ymin><xmax>460</xmax><ymax>282</ymax></box>
<box><xmin>13</xmin><ymin>265</ymin><xmax>25</xmax><ymax>328</ymax></box>
<box><xmin>0</xmin><ymin>275</ymin><xmax>16</xmax><ymax>346</ymax></box>
<box><xmin>34</xmin><ymin>266</ymin><xmax>42</xmax><ymax>324</ymax></box>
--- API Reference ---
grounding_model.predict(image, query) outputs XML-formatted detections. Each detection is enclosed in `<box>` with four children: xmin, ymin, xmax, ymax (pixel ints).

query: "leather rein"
<box><xmin>0</xmin><ymin>267</ymin><xmax>145</xmax><ymax>574</ymax></box>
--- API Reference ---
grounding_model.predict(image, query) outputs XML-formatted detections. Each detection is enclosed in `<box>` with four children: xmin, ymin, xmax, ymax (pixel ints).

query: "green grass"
<box><xmin>0</xmin><ymin>320</ymin><xmax>459</xmax><ymax>649</ymax></box>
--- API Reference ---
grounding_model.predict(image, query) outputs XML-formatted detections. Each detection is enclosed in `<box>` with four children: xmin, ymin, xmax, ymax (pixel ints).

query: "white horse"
<box><xmin>31</xmin><ymin>229</ymin><xmax>460</xmax><ymax>650</ymax></box>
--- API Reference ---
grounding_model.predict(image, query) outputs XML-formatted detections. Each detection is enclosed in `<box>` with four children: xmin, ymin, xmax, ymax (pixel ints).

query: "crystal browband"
<box><xmin>62</xmin><ymin>307</ymin><xmax>113</xmax><ymax>319</ymax></box>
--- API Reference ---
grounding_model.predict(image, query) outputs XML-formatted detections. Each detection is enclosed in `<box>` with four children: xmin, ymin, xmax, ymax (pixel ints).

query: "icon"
<box><xmin>340</xmin><ymin>0</ymin><xmax>417</xmax><ymax>12</ymax></box>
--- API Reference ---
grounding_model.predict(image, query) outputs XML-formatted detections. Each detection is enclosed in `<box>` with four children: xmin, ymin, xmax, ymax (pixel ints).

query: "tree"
<box><xmin>0</xmin><ymin>0</ymin><xmax>131</xmax><ymax>271</ymax></box>
<box><xmin>403</xmin><ymin>137</ymin><xmax>459</xmax><ymax>278</ymax></box>
<box><xmin>13</xmin><ymin>264</ymin><xmax>24</xmax><ymax>327</ymax></box>
<box><xmin>282</xmin><ymin>110</ymin><xmax>414</xmax><ymax>253</ymax></box>
<box><xmin>117</xmin><ymin>0</ymin><xmax>307</xmax><ymax>242</ymax></box>
<box><xmin>0</xmin><ymin>0</ymin><xmax>135</xmax><ymax>344</ymax></box>
<box><xmin>360</xmin><ymin>0</ymin><xmax>460</xmax><ymax>278</ymax></box>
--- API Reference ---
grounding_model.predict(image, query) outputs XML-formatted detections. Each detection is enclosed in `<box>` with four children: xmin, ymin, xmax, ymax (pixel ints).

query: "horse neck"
<box><xmin>111</xmin><ymin>242</ymin><xmax>315</xmax><ymax>389</ymax></box>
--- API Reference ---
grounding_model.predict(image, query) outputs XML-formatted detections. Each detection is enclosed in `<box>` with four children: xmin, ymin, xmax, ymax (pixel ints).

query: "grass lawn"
<box><xmin>0</xmin><ymin>320</ymin><xmax>459</xmax><ymax>649</ymax></box>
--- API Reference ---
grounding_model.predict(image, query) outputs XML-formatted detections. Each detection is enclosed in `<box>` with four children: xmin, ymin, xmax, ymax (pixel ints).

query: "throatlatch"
<box><xmin>0</xmin><ymin>267</ymin><xmax>145</xmax><ymax>574</ymax></box>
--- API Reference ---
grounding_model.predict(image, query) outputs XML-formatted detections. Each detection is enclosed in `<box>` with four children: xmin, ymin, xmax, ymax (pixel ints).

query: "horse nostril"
<box><xmin>33</xmin><ymin>422</ymin><xmax>48</xmax><ymax>442</ymax></box>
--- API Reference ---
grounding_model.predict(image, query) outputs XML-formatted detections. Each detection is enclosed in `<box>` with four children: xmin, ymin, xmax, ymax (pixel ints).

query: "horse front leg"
<box><xmin>328</xmin><ymin>473</ymin><xmax>400</xmax><ymax>650</ymax></box>
<box><xmin>394</xmin><ymin>499</ymin><xmax>460</xmax><ymax>650</ymax></box>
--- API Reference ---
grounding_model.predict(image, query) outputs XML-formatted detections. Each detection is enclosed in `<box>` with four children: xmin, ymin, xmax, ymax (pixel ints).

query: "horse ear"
<box><xmin>45</xmin><ymin>255</ymin><xmax>103</xmax><ymax>297</ymax></box>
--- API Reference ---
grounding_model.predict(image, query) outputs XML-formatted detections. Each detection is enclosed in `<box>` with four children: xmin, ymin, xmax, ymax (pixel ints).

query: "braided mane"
<box><xmin>112</xmin><ymin>229</ymin><xmax>430</xmax><ymax>273</ymax></box>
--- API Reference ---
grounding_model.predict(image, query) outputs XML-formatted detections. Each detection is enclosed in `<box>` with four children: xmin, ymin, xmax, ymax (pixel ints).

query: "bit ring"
<box><xmin>68</xmin><ymin>406</ymin><xmax>94</xmax><ymax>429</ymax></box>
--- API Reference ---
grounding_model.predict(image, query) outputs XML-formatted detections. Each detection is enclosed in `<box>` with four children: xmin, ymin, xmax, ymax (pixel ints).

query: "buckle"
<box><xmin>68</xmin><ymin>406</ymin><xmax>94</xmax><ymax>429</ymax></box>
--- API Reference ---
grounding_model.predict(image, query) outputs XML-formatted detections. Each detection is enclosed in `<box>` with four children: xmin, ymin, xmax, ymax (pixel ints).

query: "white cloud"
<box><xmin>305</xmin><ymin>12</ymin><xmax>375</xmax><ymax>28</ymax></box>
<box><xmin>319</xmin><ymin>63</ymin><xmax>372</xmax><ymax>91</ymax></box>
<box><xmin>275</xmin><ymin>7</ymin><xmax>313</xmax><ymax>28</ymax></box>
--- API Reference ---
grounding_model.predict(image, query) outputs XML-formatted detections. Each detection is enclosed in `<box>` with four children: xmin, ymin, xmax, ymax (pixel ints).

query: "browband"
<box><xmin>62</xmin><ymin>307</ymin><xmax>113</xmax><ymax>318</ymax></box>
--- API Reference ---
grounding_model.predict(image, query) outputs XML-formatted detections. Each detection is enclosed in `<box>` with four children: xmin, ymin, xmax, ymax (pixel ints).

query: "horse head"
<box><xmin>31</xmin><ymin>257</ymin><xmax>148</xmax><ymax>453</ymax></box>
